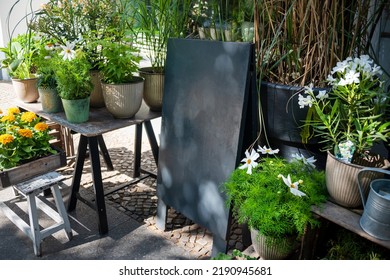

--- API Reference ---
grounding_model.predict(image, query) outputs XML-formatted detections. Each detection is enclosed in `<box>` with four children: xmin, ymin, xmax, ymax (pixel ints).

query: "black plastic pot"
<box><xmin>260</xmin><ymin>81</ymin><xmax>327</xmax><ymax>169</ymax></box>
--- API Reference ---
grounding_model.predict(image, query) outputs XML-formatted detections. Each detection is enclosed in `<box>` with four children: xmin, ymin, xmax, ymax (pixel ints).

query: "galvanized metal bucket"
<box><xmin>357</xmin><ymin>168</ymin><xmax>390</xmax><ymax>240</ymax></box>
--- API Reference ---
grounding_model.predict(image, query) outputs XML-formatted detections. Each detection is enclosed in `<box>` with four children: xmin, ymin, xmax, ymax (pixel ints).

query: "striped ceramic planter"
<box><xmin>101</xmin><ymin>77</ymin><xmax>144</xmax><ymax>119</ymax></box>
<box><xmin>325</xmin><ymin>151</ymin><xmax>389</xmax><ymax>208</ymax></box>
<box><xmin>250</xmin><ymin>228</ymin><xmax>296</xmax><ymax>260</ymax></box>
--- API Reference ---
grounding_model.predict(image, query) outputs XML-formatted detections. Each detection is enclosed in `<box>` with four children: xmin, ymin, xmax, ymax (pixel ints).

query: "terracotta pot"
<box><xmin>89</xmin><ymin>70</ymin><xmax>105</xmax><ymax>108</ymax></box>
<box><xmin>11</xmin><ymin>77</ymin><xmax>39</xmax><ymax>103</ymax></box>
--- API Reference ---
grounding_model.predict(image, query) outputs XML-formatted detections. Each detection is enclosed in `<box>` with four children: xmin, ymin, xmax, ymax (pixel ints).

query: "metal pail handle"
<box><xmin>357</xmin><ymin>167</ymin><xmax>390</xmax><ymax>208</ymax></box>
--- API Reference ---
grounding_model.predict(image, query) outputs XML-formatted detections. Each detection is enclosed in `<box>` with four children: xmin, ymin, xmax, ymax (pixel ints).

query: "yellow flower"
<box><xmin>21</xmin><ymin>112</ymin><xmax>37</xmax><ymax>123</ymax></box>
<box><xmin>0</xmin><ymin>134</ymin><xmax>14</xmax><ymax>145</ymax></box>
<box><xmin>7</xmin><ymin>107</ymin><xmax>20</xmax><ymax>115</ymax></box>
<box><xmin>18</xmin><ymin>128</ymin><xmax>33</xmax><ymax>138</ymax></box>
<box><xmin>34</xmin><ymin>122</ymin><xmax>49</xmax><ymax>132</ymax></box>
<box><xmin>1</xmin><ymin>114</ymin><xmax>16</xmax><ymax>123</ymax></box>
<box><xmin>0</xmin><ymin>108</ymin><xmax>2</xmax><ymax>114</ymax></box>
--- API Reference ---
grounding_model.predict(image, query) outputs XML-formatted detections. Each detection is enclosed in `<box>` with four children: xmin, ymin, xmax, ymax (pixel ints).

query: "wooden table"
<box><xmin>17</xmin><ymin>101</ymin><xmax>161</xmax><ymax>235</ymax></box>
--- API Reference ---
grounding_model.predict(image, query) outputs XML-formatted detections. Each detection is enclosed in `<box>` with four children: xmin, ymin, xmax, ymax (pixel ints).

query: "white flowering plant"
<box><xmin>223</xmin><ymin>146</ymin><xmax>326</xmax><ymax>243</ymax></box>
<box><xmin>52</xmin><ymin>41</ymin><xmax>93</xmax><ymax>100</ymax></box>
<box><xmin>298</xmin><ymin>55</ymin><xmax>390</xmax><ymax>163</ymax></box>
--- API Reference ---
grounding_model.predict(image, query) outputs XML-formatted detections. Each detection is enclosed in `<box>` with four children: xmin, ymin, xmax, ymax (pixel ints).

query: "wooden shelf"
<box><xmin>311</xmin><ymin>200</ymin><xmax>390</xmax><ymax>250</ymax></box>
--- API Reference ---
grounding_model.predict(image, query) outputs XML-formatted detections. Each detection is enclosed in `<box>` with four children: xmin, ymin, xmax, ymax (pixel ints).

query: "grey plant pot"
<box><xmin>101</xmin><ymin>77</ymin><xmax>144</xmax><ymax>119</ymax></box>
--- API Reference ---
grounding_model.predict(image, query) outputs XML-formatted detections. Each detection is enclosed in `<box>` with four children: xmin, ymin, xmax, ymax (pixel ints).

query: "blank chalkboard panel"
<box><xmin>156</xmin><ymin>38</ymin><xmax>257</xmax><ymax>254</ymax></box>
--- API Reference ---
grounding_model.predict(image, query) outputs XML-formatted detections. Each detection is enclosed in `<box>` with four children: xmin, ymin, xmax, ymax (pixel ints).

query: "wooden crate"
<box><xmin>0</xmin><ymin>147</ymin><xmax>66</xmax><ymax>188</ymax></box>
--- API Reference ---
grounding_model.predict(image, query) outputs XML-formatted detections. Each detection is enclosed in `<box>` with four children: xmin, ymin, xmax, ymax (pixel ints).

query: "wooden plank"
<box><xmin>0</xmin><ymin>147</ymin><xmax>66</xmax><ymax>188</ymax></box>
<box><xmin>312</xmin><ymin>201</ymin><xmax>390</xmax><ymax>249</ymax></box>
<box><xmin>15</xmin><ymin>172</ymin><xmax>64</xmax><ymax>195</ymax></box>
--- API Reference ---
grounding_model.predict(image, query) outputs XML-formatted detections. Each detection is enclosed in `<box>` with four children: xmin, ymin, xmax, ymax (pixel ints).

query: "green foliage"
<box><xmin>33</xmin><ymin>38</ymin><xmax>58</xmax><ymax>89</ymax></box>
<box><xmin>301</xmin><ymin>55</ymin><xmax>390</xmax><ymax>160</ymax></box>
<box><xmin>31</xmin><ymin>0</ymin><xmax>139</xmax><ymax>70</ymax></box>
<box><xmin>323</xmin><ymin>229</ymin><xmax>390</xmax><ymax>260</ymax></box>
<box><xmin>0</xmin><ymin>108</ymin><xmax>55</xmax><ymax>170</ymax></box>
<box><xmin>97</xmin><ymin>38</ymin><xmax>141</xmax><ymax>84</ymax></box>
<box><xmin>135</xmin><ymin>0</ymin><xmax>193</xmax><ymax>70</ymax></box>
<box><xmin>54</xmin><ymin>50</ymin><xmax>93</xmax><ymax>100</ymax></box>
<box><xmin>212</xmin><ymin>249</ymin><xmax>257</xmax><ymax>260</ymax></box>
<box><xmin>223</xmin><ymin>157</ymin><xmax>327</xmax><ymax>242</ymax></box>
<box><xmin>0</xmin><ymin>33</ymin><xmax>39</xmax><ymax>79</ymax></box>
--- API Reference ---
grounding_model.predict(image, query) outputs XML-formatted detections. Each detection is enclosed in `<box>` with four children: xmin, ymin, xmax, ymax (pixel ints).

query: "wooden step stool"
<box><xmin>0</xmin><ymin>172</ymin><xmax>73</xmax><ymax>256</ymax></box>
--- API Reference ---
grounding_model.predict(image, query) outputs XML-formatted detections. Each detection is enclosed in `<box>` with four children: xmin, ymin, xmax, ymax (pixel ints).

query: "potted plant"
<box><xmin>298</xmin><ymin>55</ymin><xmax>390</xmax><ymax>208</ymax></box>
<box><xmin>223</xmin><ymin>146</ymin><xmax>327</xmax><ymax>259</ymax></box>
<box><xmin>31</xmin><ymin>0</ymin><xmax>120</xmax><ymax>108</ymax></box>
<box><xmin>136</xmin><ymin>0</ymin><xmax>192</xmax><ymax>111</ymax></box>
<box><xmin>0</xmin><ymin>33</ymin><xmax>40</xmax><ymax>103</ymax></box>
<box><xmin>98</xmin><ymin>36</ymin><xmax>143</xmax><ymax>119</ymax></box>
<box><xmin>33</xmin><ymin>38</ymin><xmax>63</xmax><ymax>113</ymax></box>
<box><xmin>54</xmin><ymin>42</ymin><xmax>93</xmax><ymax>123</ymax></box>
<box><xmin>254</xmin><ymin>0</ymin><xmax>387</xmax><ymax>167</ymax></box>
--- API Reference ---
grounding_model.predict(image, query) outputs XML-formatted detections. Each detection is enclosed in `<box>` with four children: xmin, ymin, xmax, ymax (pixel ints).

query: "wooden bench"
<box><xmin>311</xmin><ymin>200</ymin><xmax>390</xmax><ymax>250</ymax></box>
<box><xmin>0</xmin><ymin>171</ymin><xmax>72</xmax><ymax>256</ymax></box>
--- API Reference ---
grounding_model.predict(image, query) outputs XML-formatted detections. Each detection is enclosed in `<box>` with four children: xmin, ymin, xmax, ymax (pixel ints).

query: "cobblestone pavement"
<box><xmin>1</xmin><ymin>81</ymin><xmax>246</xmax><ymax>260</ymax></box>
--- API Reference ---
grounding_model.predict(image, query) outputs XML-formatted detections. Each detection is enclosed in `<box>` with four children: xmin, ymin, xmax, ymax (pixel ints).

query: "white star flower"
<box><xmin>239</xmin><ymin>149</ymin><xmax>259</xmax><ymax>175</ymax></box>
<box><xmin>298</xmin><ymin>94</ymin><xmax>313</xmax><ymax>108</ymax></box>
<box><xmin>316</xmin><ymin>90</ymin><xmax>329</xmax><ymax>100</ymax></box>
<box><xmin>280</xmin><ymin>174</ymin><xmax>306</xmax><ymax>197</ymax></box>
<box><xmin>338</xmin><ymin>69</ymin><xmax>360</xmax><ymax>86</ymax></box>
<box><xmin>59</xmin><ymin>41</ymin><xmax>76</xmax><ymax>61</ymax></box>
<box><xmin>291</xmin><ymin>153</ymin><xmax>316</xmax><ymax>168</ymax></box>
<box><xmin>257</xmin><ymin>145</ymin><xmax>279</xmax><ymax>155</ymax></box>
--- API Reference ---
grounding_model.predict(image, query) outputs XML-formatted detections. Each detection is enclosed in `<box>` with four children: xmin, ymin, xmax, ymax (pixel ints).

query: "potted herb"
<box><xmin>54</xmin><ymin>42</ymin><xmax>93</xmax><ymax>123</ymax></box>
<box><xmin>298</xmin><ymin>55</ymin><xmax>390</xmax><ymax>208</ymax></box>
<box><xmin>223</xmin><ymin>146</ymin><xmax>326</xmax><ymax>259</ymax></box>
<box><xmin>254</xmin><ymin>0</ymin><xmax>387</xmax><ymax>165</ymax></box>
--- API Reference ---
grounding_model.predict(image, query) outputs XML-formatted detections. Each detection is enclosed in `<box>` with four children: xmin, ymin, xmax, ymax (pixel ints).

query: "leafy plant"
<box><xmin>54</xmin><ymin>47</ymin><xmax>93</xmax><ymax>100</ymax></box>
<box><xmin>223</xmin><ymin>147</ymin><xmax>327</xmax><ymax>244</ymax></box>
<box><xmin>298</xmin><ymin>55</ymin><xmax>390</xmax><ymax>163</ymax></box>
<box><xmin>31</xmin><ymin>0</ymin><xmax>135</xmax><ymax>70</ymax></box>
<box><xmin>33</xmin><ymin>38</ymin><xmax>59</xmax><ymax>89</ymax></box>
<box><xmin>212</xmin><ymin>249</ymin><xmax>257</xmax><ymax>260</ymax></box>
<box><xmin>0</xmin><ymin>1</ymin><xmax>40</xmax><ymax>80</ymax></box>
<box><xmin>0</xmin><ymin>33</ymin><xmax>38</xmax><ymax>79</ymax></box>
<box><xmin>0</xmin><ymin>107</ymin><xmax>55</xmax><ymax>170</ymax></box>
<box><xmin>97</xmin><ymin>38</ymin><xmax>141</xmax><ymax>84</ymax></box>
<box><xmin>323</xmin><ymin>228</ymin><xmax>390</xmax><ymax>260</ymax></box>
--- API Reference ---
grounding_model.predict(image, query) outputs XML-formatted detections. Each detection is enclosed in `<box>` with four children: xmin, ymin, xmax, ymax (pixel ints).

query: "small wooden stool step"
<box><xmin>0</xmin><ymin>171</ymin><xmax>72</xmax><ymax>256</ymax></box>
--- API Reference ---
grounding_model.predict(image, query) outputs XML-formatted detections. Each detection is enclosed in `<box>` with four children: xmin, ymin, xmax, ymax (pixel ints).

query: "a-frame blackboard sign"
<box><xmin>156</xmin><ymin>38</ymin><xmax>258</xmax><ymax>255</ymax></box>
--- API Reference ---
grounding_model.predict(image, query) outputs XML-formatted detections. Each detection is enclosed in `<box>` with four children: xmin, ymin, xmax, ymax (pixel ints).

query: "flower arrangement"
<box><xmin>298</xmin><ymin>55</ymin><xmax>390</xmax><ymax>164</ymax></box>
<box><xmin>223</xmin><ymin>146</ymin><xmax>326</xmax><ymax>246</ymax></box>
<box><xmin>0</xmin><ymin>107</ymin><xmax>56</xmax><ymax>170</ymax></box>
